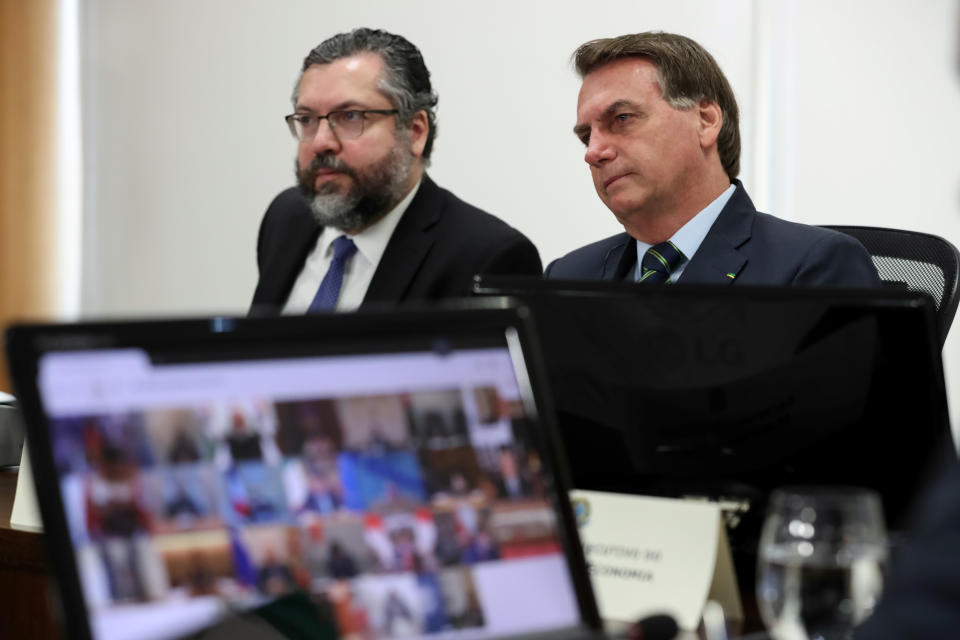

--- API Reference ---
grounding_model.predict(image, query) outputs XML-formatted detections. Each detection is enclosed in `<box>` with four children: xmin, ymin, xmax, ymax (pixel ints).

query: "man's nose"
<box><xmin>306</xmin><ymin>118</ymin><xmax>341</xmax><ymax>155</ymax></box>
<box><xmin>584</xmin><ymin>131</ymin><xmax>615</xmax><ymax>167</ymax></box>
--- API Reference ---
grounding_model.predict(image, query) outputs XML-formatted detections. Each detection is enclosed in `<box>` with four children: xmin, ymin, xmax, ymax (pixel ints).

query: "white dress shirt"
<box><xmin>283</xmin><ymin>180</ymin><xmax>421</xmax><ymax>313</ymax></box>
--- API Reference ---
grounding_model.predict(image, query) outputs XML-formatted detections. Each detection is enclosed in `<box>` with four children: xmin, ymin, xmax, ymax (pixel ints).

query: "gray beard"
<box><xmin>296</xmin><ymin>138</ymin><xmax>415</xmax><ymax>233</ymax></box>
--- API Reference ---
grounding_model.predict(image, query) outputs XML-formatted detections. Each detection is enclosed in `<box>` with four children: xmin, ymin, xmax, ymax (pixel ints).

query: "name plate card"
<box><xmin>570</xmin><ymin>490</ymin><xmax>741</xmax><ymax>630</ymax></box>
<box><xmin>11</xmin><ymin>443</ymin><xmax>42</xmax><ymax>531</ymax></box>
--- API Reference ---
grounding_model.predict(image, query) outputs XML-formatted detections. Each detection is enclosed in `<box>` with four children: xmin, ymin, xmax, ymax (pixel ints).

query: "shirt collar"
<box><xmin>634</xmin><ymin>183</ymin><xmax>736</xmax><ymax>280</ymax></box>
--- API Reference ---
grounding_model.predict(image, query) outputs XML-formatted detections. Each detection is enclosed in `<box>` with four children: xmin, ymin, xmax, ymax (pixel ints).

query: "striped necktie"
<box><xmin>308</xmin><ymin>235</ymin><xmax>357</xmax><ymax>312</ymax></box>
<box><xmin>638</xmin><ymin>241</ymin><xmax>685</xmax><ymax>284</ymax></box>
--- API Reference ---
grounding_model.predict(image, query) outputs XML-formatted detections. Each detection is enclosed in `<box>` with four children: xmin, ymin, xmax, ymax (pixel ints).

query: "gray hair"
<box><xmin>293</xmin><ymin>28</ymin><xmax>439</xmax><ymax>159</ymax></box>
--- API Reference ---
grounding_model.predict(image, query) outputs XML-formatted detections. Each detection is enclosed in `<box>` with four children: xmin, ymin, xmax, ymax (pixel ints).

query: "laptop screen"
<box><xmin>18</xmin><ymin>310</ymin><xmax>588</xmax><ymax>640</ymax></box>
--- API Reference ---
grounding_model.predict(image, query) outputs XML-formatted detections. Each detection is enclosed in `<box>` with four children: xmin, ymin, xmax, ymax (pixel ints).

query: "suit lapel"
<box><xmin>608</xmin><ymin>235</ymin><xmax>637</xmax><ymax>280</ymax></box>
<box><xmin>253</xmin><ymin>211</ymin><xmax>321</xmax><ymax>308</ymax></box>
<box><xmin>362</xmin><ymin>174</ymin><xmax>440</xmax><ymax>305</ymax></box>
<box><xmin>679</xmin><ymin>182</ymin><xmax>754</xmax><ymax>285</ymax></box>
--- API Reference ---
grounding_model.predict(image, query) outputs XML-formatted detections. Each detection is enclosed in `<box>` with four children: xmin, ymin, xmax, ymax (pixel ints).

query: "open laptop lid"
<box><xmin>472</xmin><ymin>277</ymin><xmax>954</xmax><ymax>536</ymax></box>
<box><xmin>6</xmin><ymin>301</ymin><xmax>601</xmax><ymax>640</ymax></box>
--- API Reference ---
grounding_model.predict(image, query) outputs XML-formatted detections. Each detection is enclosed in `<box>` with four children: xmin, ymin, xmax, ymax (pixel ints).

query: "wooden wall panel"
<box><xmin>0</xmin><ymin>0</ymin><xmax>59</xmax><ymax>393</ymax></box>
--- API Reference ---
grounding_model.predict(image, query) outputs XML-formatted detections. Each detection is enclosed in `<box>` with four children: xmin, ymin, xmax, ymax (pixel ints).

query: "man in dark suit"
<box><xmin>853</xmin><ymin>460</ymin><xmax>960</xmax><ymax>639</ymax></box>
<box><xmin>546</xmin><ymin>32</ymin><xmax>878</xmax><ymax>287</ymax></box>
<box><xmin>251</xmin><ymin>29</ymin><xmax>541</xmax><ymax>314</ymax></box>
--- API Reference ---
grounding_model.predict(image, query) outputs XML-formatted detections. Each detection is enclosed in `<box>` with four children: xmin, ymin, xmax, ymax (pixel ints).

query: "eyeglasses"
<box><xmin>284</xmin><ymin>109</ymin><xmax>399</xmax><ymax>141</ymax></box>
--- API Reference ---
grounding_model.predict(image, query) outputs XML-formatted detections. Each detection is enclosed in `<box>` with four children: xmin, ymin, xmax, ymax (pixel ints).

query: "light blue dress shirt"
<box><xmin>633</xmin><ymin>184</ymin><xmax>737</xmax><ymax>282</ymax></box>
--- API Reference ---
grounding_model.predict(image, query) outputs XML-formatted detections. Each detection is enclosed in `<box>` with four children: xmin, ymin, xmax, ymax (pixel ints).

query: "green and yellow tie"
<box><xmin>638</xmin><ymin>241</ymin><xmax>685</xmax><ymax>284</ymax></box>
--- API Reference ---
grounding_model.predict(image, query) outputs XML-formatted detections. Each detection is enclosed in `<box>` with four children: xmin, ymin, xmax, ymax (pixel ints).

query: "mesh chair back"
<box><xmin>823</xmin><ymin>225</ymin><xmax>960</xmax><ymax>347</ymax></box>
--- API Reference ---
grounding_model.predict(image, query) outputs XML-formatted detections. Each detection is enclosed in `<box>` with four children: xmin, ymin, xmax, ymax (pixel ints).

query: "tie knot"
<box><xmin>639</xmin><ymin>241</ymin><xmax>685</xmax><ymax>283</ymax></box>
<box><xmin>331</xmin><ymin>235</ymin><xmax>357</xmax><ymax>261</ymax></box>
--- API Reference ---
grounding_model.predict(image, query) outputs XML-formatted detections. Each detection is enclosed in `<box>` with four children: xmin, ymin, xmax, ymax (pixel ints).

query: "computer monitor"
<box><xmin>473</xmin><ymin>277</ymin><xmax>954</xmax><ymax>546</ymax></box>
<box><xmin>6</xmin><ymin>302</ymin><xmax>603</xmax><ymax>640</ymax></box>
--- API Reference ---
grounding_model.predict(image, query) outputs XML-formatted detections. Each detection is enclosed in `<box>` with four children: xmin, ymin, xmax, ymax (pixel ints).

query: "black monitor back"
<box><xmin>473</xmin><ymin>277</ymin><xmax>953</xmax><ymax>540</ymax></box>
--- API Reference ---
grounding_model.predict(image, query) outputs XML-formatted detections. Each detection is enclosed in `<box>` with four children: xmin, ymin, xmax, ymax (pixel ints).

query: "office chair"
<box><xmin>823</xmin><ymin>225</ymin><xmax>960</xmax><ymax>347</ymax></box>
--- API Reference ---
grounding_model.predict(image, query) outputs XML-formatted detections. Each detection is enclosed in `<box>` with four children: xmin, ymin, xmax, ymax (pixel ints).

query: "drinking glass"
<box><xmin>756</xmin><ymin>487</ymin><xmax>887</xmax><ymax>640</ymax></box>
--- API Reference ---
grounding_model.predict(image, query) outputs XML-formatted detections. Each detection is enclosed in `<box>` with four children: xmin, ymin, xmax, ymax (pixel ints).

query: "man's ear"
<box><xmin>408</xmin><ymin>110</ymin><xmax>429</xmax><ymax>157</ymax></box>
<box><xmin>697</xmin><ymin>99</ymin><xmax>723</xmax><ymax>149</ymax></box>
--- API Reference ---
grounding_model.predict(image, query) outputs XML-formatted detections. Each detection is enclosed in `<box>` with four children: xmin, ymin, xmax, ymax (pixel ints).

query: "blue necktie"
<box><xmin>308</xmin><ymin>235</ymin><xmax>357</xmax><ymax>312</ymax></box>
<box><xmin>638</xmin><ymin>241</ymin><xmax>685</xmax><ymax>283</ymax></box>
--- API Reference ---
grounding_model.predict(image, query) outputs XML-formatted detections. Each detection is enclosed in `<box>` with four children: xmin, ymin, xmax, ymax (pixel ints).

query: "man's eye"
<box><xmin>613</xmin><ymin>113</ymin><xmax>633</xmax><ymax>124</ymax></box>
<box><xmin>295</xmin><ymin>115</ymin><xmax>314</xmax><ymax>125</ymax></box>
<box><xmin>339</xmin><ymin>111</ymin><xmax>362</xmax><ymax>122</ymax></box>
<box><xmin>579</xmin><ymin>135</ymin><xmax>590</xmax><ymax>146</ymax></box>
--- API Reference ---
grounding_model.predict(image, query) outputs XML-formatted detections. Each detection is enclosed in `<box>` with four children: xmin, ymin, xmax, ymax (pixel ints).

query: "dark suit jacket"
<box><xmin>544</xmin><ymin>181</ymin><xmax>880</xmax><ymax>286</ymax></box>
<box><xmin>250</xmin><ymin>174</ymin><xmax>542</xmax><ymax>312</ymax></box>
<box><xmin>855</xmin><ymin>460</ymin><xmax>960</xmax><ymax>640</ymax></box>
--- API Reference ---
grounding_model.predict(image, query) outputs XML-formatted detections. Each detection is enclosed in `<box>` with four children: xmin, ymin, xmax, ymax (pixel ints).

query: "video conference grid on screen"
<box><xmin>39</xmin><ymin>348</ymin><xmax>580</xmax><ymax>640</ymax></box>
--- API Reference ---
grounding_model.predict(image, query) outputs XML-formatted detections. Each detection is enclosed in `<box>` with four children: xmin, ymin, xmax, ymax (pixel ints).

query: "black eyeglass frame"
<box><xmin>284</xmin><ymin>109</ymin><xmax>399</xmax><ymax>141</ymax></box>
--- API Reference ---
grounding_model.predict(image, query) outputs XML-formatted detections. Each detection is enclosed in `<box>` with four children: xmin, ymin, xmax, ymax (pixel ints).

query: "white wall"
<box><xmin>79</xmin><ymin>0</ymin><xmax>757</xmax><ymax>316</ymax></box>
<box><xmin>79</xmin><ymin>0</ymin><xmax>960</xmax><ymax>436</ymax></box>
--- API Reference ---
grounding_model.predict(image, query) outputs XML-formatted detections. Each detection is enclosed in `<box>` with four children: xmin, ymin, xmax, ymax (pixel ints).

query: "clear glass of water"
<box><xmin>756</xmin><ymin>487</ymin><xmax>887</xmax><ymax>640</ymax></box>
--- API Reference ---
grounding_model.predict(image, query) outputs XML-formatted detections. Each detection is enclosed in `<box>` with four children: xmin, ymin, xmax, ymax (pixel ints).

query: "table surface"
<box><xmin>0</xmin><ymin>467</ymin><xmax>46</xmax><ymax>567</ymax></box>
<box><xmin>0</xmin><ymin>466</ymin><xmax>60</xmax><ymax>639</ymax></box>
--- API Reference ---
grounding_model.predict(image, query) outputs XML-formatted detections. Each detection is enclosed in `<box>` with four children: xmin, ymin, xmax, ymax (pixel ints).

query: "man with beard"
<box><xmin>250</xmin><ymin>29</ymin><xmax>542</xmax><ymax>313</ymax></box>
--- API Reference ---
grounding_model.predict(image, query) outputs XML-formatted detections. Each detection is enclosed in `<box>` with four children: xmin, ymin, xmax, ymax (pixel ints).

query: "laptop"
<box><xmin>472</xmin><ymin>277</ymin><xmax>954</xmax><ymax>569</ymax></box>
<box><xmin>6</xmin><ymin>300</ymin><xmax>604</xmax><ymax>640</ymax></box>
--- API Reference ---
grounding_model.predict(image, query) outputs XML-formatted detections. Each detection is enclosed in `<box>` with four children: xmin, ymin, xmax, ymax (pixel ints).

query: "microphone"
<box><xmin>628</xmin><ymin>613</ymin><xmax>679</xmax><ymax>640</ymax></box>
